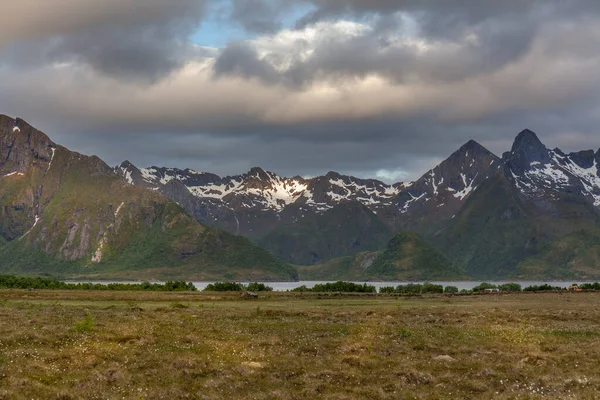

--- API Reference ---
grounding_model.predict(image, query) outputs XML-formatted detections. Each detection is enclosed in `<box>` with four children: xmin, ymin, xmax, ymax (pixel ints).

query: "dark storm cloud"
<box><xmin>1</xmin><ymin>0</ymin><xmax>207</xmax><ymax>82</ymax></box>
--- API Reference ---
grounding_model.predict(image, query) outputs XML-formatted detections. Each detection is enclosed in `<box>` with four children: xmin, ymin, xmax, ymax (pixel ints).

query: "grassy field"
<box><xmin>1</xmin><ymin>291</ymin><xmax>599</xmax><ymax>399</ymax></box>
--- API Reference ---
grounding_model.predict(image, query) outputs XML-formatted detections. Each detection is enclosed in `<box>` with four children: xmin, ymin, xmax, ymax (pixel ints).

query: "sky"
<box><xmin>2</xmin><ymin>1</ymin><xmax>600</xmax><ymax>183</ymax></box>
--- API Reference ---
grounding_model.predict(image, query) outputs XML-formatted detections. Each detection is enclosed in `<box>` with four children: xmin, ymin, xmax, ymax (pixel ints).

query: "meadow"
<box><xmin>0</xmin><ymin>290</ymin><xmax>599</xmax><ymax>399</ymax></box>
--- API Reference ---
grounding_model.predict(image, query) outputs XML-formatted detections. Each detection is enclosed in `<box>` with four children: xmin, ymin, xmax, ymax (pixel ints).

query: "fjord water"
<box><xmin>67</xmin><ymin>281</ymin><xmax>595</xmax><ymax>291</ymax></box>
<box><xmin>197</xmin><ymin>281</ymin><xmax>594</xmax><ymax>291</ymax></box>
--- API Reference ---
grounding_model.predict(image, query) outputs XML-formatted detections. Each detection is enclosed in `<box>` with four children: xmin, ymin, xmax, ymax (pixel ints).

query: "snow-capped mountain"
<box><xmin>115</xmin><ymin>139</ymin><xmax>507</xmax><ymax>241</ymax></box>
<box><xmin>390</xmin><ymin>140</ymin><xmax>501</xmax><ymax>230</ymax></box>
<box><xmin>505</xmin><ymin>129</ymin><xmax>600</xmax><ymax>206</ymax></box>
<box><xmin>436</xmin><ymin>129</ymin><xmax>600</xmax><ymax>279</ymax></box>
<box><xmin>0</xmin><ymin>114</ymin><xmax>294</xmax><ymax>281</ymax></box>
<box><xmin>116</xmin><ymin>129</ymin><xmax>600</xmax><ymax>268</ymax></box>
<box><xmin>115</xmin><ymin>162</ymin><xmax>410</xmax><ymax>239</ymax></box>
<box><xmin>116</xmin><ymin>164</ymin><xmax>404</xmax><ymax>213</ymax></box>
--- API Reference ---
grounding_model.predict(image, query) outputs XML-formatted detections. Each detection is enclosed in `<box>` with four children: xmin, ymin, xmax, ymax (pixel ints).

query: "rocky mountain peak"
<box><xmin>507</xmin><ymin>129</ymin><xmax>550</xmax><ymax>168</ymax></box>
<box><xmin>566</xmin><ymin>150</ymin><xmax>596</xmax><ymax>169</ymax></box>
<box><xmin>119</xmin><ymin>160</ymin><xmax>136</xmax><ymax>169</ymax></box>
<box><xmin>1</xmin><ymin>115</ymin><xmax>56</xmax><ymax>176</ymax></box>
<box><xmin>248</xmin><ymin>167</ymin><xmax>270</xmax><ymax>181</ymax></box>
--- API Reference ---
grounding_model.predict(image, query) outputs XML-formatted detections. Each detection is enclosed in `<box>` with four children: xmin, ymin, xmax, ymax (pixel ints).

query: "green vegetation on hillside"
<box><xmin>259</xmin><ymin>201</ymin><xmax>393</xmax><ymax>265</ymax></box>
<box><xmin>0</xmin><ymin>128</ymin><xmax>296</xmax><ymax>281</ymax></box>
<box><xmin>516</xmin><ymin>229</ymin><xmax>600</xmax><ymax>279</ymax></box>
<box><xmin>298</xmin><ymin>231</ymin><xmax>465</xmax><ymax>281</ymax></box>
<box><xmin>431</xmin><ymin>173</ymin><xmax>600</xmax><ymax>279</ymax></box>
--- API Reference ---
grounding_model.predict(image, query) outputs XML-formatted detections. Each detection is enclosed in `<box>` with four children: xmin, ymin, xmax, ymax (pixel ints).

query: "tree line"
<box><xmin>0</xmin><ymin>275</ymin><xmax>197</xmax><ymax>291</ymax></box>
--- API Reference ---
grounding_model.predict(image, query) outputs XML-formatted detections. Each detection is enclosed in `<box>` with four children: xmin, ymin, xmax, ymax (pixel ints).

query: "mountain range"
<box><xmin>118</xmin><ymin>129</ymin><xmax>600</xmax><ymax>280</ymax></box>
<box><xmin>0</xmin><ymin>115</ymin><xmax>296</xmax><ymax>281</ymax></box>
<box><xmin>3</xmin><ymin>113</ymin><xmax>600</xmax><ymax>281</ymax></box>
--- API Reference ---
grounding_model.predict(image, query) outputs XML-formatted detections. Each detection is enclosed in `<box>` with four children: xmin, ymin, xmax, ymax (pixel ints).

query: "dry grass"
<box><xmin>1</xmin><ymin>290</ymin><xmax>600</xmax><ymax>399</ymax></box>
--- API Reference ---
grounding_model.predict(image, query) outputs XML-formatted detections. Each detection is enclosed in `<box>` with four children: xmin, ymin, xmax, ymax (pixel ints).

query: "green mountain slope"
<box><xmin>515</xmin><ymin>229</ymin><xmax>600</xmax><ymax>279</ymax></box>
<box><xmin>298</xmin><ymin>231</ymin><xmax>465</xmax><ymax>280</ymax></box>
<box><xmin>258</xmin><ymin>201</ymin><xmax>393</xmax><ymax>265</ymax></box>
<box><xmin>0</xmin><ymin>115</ymin><xmax>296</xmax><ymax>281</ymax></box>
<box><xmin>431</xmin><ymin>171</ymin><xmax>600</xmax><ymax>279</ymax></box>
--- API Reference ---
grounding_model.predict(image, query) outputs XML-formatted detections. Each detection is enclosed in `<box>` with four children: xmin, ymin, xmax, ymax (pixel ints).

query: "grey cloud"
<box><xmin>213</xmin><ymin>42</ymin><xmax>281</xmax><ymax>84</ymax></box>
<box><xmin>2</xmin><ymin>0</ymin><xmax>600</xmax><ymax>182</ymax></box>
<box><xmin>215</xmin><ymin>0</ymin><xmax>600</xmax><ymax>89</ymax></box>
<box><xmin>229</xmin><ymin>0</ymin><xmax>286</xmax><ymax>33</ymax></box>
<box><xmin>214</xmin><ymin>15</ymin><xmax>537</xmax><ymax>87</ymax></box>
<box><xmin>1</xmin><ymin>0</ymin><xmax>206</xmax><ymax>82</ymax></box>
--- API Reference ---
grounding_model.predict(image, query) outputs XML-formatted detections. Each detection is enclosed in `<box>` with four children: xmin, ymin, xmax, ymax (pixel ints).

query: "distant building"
<box><xmin>567</xmin><ymin>285</ymin><xmax>582</xmax><ymax>292</ymax></box>
<box><xmin>484</xmin><ymin>288</ymin><xmax>500</xmax><ymax>293</ymax></box>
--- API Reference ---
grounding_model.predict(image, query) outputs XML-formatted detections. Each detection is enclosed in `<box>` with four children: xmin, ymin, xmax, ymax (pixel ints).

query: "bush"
<box><xmin>203</xmin><ymin>282</ymin><xmax>245</xmax><ymax>292</ymax></box>
<box><xmin>312</xmin><ymin>281</ymin><xmax>377</xmax><ymax>293</ymax></box>
<box><xmin>74</xmin><ymin>314</ymin><xmax>94</xmax><ymax>333</ymax></box>
<box><xmin>498</xmin><ymin>283</ymin><xmax>522</xmax><ymax>292</ymax></box>
<box><xmin>422</xmin><ymin>282</ymin><xmax>444</xmax><ymax>294</ymax></box>
<box><xmin>379</xmin><ymin>286</ymin><xmax>396</xmax><ymax>294</ymax></box>
<box><xmin>444</xmin><ymin>286</ymin><xmax>459</xmax><ymax>294</ymax></box>
<box><xmin>472</xmin><ymin>282</ymin><xmax>498</xmax><ymax>292</ymax></box>
<box><xmin>579</xmin><ymin>282</ymin><xmax>600</xmax><ymax>290</ymax></box>
<box><xmin>396</xmin><ymin>328</ymin><xmax>413</xmax><ymax>339</ymax></box>
<box><xmin>246</xmin><ymin>282</ymin><xmax>273</xmax><ymax>292</ymax></box>
<box><xmin>0</xmin><ymin>275</ymin><xmax>197</xmax><ymax>291</ymax></box>
<box><xmin>292</xmin><ymin>281</ymin><xmax>376</xmax><ymax>293</ymax></box>
<box><xmin>523</xmin><ymin>284</ymin><xmax>564</xmax><ymax>292</ymax></box>
<box><xmin>395</xmin><ymin>283</ymin><xmax>423</xmax><ymax>294</ymax></box>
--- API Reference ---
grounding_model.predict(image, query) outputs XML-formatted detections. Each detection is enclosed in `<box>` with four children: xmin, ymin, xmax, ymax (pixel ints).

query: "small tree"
<box><xmin>204</xmin><ymin>282</ymin><xmax>245</xmax><ymax>292</ymax></box>
<box><xmin>246</xmin><ymin>282</ymin><xmax>273</xmax><ymax>292</ymax></box>
<box><xmin>444</xmin><ymin>285</ymin><xmax>459</xmax><ymax>294</ymax></box>
<box><xmin>498</xmin><ymin>283</ymin><xmax>521</xmax><ymax>292</ymax></box>
<box><xmin>472</xmin><ymin>282</ymin><xmax>498</xmax><ymax>292</ymax></box>
<box><xmin>422</xmin><ymin>282</ymin><xmax>444</xmax><ymax>294</ymax></box>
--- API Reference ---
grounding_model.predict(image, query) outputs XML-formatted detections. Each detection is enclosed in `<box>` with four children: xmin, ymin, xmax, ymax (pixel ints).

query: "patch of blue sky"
<box><xmin>189</xmin><ymin>1</ymin><xmax>316</xmax><ymax>48</ymax></box>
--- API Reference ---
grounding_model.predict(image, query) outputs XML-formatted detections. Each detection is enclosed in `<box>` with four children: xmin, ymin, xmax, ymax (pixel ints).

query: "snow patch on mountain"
<box><xmin>401</xmin><ymin>193</ymin><xmax>426</xmax><ymax>214</ymax></box>
<box><xmin>552</xmin><ymin>152</ymin><xmax>600</xmax><ymax>206</ymax></box>
<box><xmin>453</xmin><ymin>173</ymin><xmax>478</xmax><ymax>200</ymax></box>
<box><xmin>46</xmin><ymin>148</ymin><xmax>56</xmax><ymax>172</ymax></box>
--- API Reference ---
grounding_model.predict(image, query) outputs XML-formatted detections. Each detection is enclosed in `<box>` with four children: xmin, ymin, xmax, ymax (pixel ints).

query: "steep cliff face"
<box><xmin>0</xmin><ymin>115</ymin><xmax>296</xmax><ymax>281</ymax></box>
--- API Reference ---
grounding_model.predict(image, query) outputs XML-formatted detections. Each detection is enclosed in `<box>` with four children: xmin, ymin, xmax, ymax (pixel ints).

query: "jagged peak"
<box><xmin>566</xmin><ymin>149</ymin><xmax>596</xmax><ymax>169</ymax></box>
<box><xmin>511</xmin><ymin>129</ymin><xmax>545</xmax><ymax>152</ymax></box>
<box><xmin>441</xmin><ymin>139</ymin><xmax>498</xmax><ymax>168</ymax></box>
<box><xmin>248</xmin><ymin>166</ymin><xmax>272</xmax><ymax>181</ymax></box>
<box><xmin>118</xmin><ymin>160</ymin><xmax>136</xmax><ymax>169</ymax></box>
<box><xmin>506</xmin><ymin>129</ymin><xmax>550</xmax><ymax>168</ymax></box>
<box><xmin>325</xmin><ymin>171</ymin><xmax>343</xmax><ymax>179</ymax></box>
<box><xmin>460</xmin><ymin>139</ymin><xmax>484</xmax><ymax>151</ymax></box>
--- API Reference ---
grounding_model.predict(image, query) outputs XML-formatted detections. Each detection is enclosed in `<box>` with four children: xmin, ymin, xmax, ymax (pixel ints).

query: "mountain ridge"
<box><xmin>117</xmin><ymin>128</ymin><xmax>600</xmax><ymax>279</ymax></box>
<box><xmin>0</xmin><ymin>115</ymin><xmax>297</xmax><ymax>281</ymax></box>
<box><xmin>6</xmin><ymin>113</ymin><xmax>600</xmax><ymax>280</ymax></box>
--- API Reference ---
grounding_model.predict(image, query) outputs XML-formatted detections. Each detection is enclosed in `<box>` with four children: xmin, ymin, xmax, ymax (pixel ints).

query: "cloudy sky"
<box><xmin>2</xmin><ymin>0</ymin><xmax>600</xmax><ymax>182</ymax></box>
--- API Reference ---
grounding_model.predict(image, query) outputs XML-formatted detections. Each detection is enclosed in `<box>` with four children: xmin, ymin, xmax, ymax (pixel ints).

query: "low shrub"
<box><xmin>74</xmin><ymin>314</ymin><xmax>94</xmax><ymax>333</ymax></box>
